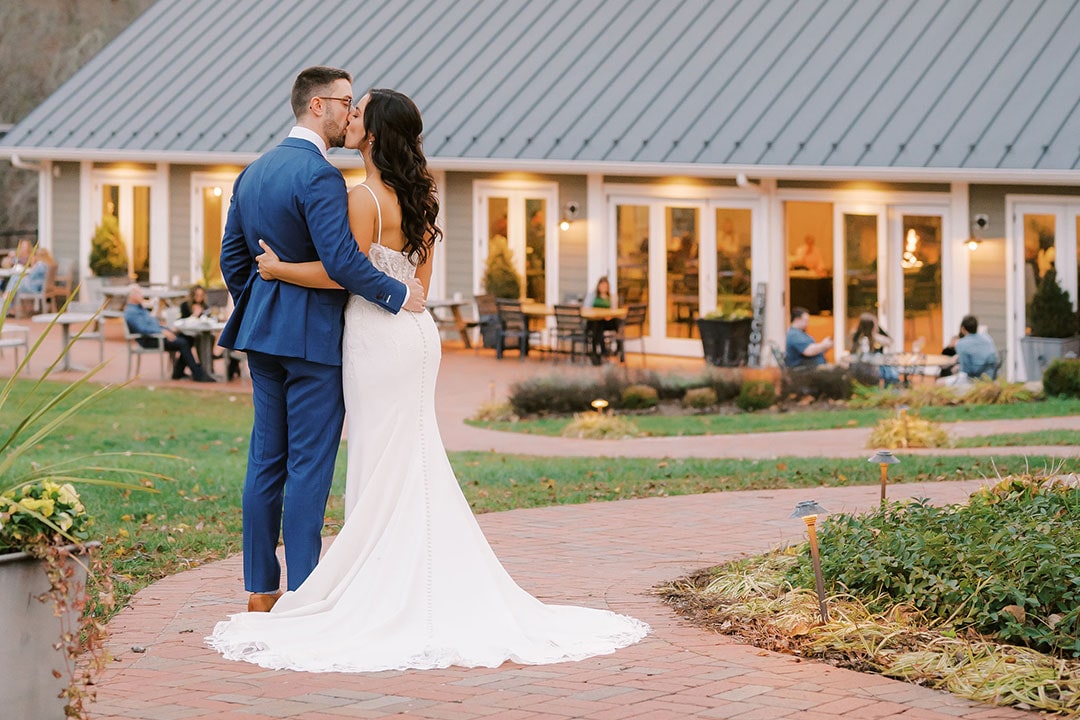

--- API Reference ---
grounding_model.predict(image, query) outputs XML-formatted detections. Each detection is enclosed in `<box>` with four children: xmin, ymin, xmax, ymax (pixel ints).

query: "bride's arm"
<box><xmin>256</xmin><ymin>240</ymin><xmax>343</xmax><ymax>289</ymax></box>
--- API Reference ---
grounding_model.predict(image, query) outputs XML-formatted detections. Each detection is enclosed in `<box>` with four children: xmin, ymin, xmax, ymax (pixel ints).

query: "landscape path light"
<box><xmin>790</xmin><ymin>500</ymin><xmax>830</xmax><ymax>623</ymax></box>
<box><xmin>591</xmin><ymin>398</ymin><xmax>609</xmax><ymax>415</ymax></box>
<box><xmin>868</xmin><ymin>449</ymin><xmax>900</xmax><ymax>503</ymax></box>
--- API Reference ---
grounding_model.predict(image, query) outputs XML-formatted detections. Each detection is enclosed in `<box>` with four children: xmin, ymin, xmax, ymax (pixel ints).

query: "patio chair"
<box><xmin>494</xmin><ymin>299</ymin><xmax>532</xmax><ymax>360</ymax></box>
<box><xmin>614</xmin><ymin>303</ymin><xmax>648</xmax><ymax>365</ymax></box>
<box><xmin>65</xmin><ymin>301</ymin><xmax>107</xmax><ymax>365</ymax></box>
<box><xmin>551</xmin><ymin>304</ymin><xmax>589</xmax><ymax>363</ymax></box>
<box><xmin>123</xmin><ymin>325</ymin><xmax>175</xmax><ymax>379</ymax></box>
<box><xmin>0</xmin><ymin>325</ymin><xmax>29</xmax><ymax>370</ymax></box>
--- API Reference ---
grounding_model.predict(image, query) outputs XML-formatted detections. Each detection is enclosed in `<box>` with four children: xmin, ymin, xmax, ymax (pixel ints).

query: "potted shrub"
<box><xmin>482</xmin><ymin>240</ymin><xmax>521</xmax><ymax>300</ymax></box>
<box><xmin>0</xmin><ymin>295</ymin><xmax>166</xmax><ymax>719</ymax></box>
<box><xmin>84</xmin><ymin>216</ymin><xmax>129</xmax><ymax>304</ymax></box>
<box><xmin>697</xmin><ymin>303</ymin><xmax>753</xmax><ymax>366</ymax></box>
<box><xmin>1020</xmin><ymin>269</ymin><xmax>1080</xmax><ymax>380</ymax></box>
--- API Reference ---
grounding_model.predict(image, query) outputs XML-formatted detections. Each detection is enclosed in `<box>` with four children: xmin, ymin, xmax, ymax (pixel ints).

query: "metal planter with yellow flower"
<box><xmin>0</xmin><ymin>291</ymin><xmax>171</xmax><ymax>720</ymax></box>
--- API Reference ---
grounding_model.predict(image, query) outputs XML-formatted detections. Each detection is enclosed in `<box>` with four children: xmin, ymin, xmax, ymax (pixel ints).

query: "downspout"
<box><xmin>10</xmin><ymin>153</ymin><xmax>41</xmax><ymax>172</ymax></box>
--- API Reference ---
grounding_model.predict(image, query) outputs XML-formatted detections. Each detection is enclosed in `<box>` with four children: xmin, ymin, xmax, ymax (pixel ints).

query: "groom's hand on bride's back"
<box><xmin>403</xmin><ymin>277</ymin><xmax>426</xmax><ymax>313</ymax></box>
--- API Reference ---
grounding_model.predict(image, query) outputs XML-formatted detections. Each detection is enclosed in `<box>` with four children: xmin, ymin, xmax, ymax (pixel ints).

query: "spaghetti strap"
<box><xmin>359</xmin><ymin>183</ymin><xmax>382</xmax><ymax>246</ymax></box>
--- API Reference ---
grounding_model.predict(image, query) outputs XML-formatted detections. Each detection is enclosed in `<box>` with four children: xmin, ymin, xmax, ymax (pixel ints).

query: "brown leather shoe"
<box><xmin>247</xmin><ymin>591</ymin><xmax>283</xmax><ymax>612</ymax></box>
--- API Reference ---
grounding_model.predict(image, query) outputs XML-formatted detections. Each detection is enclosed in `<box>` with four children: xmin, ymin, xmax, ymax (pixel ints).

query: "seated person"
<box><xmin>849</xmin><ymin>312</ymin><xmax>898</xmax><ymax>386</ymax></box>
<box><xmin>124</xmin><ymin>284</ymin><xmax>215</xmax><ymax>383</ymax></box>
<box><xmin>180</xmin><ymin>284</ymin><xmax>212</xmax><ymax>319</ymax></box>
<box><xmin>3</xmin><ymin>247</ymin><xmax>54</xmax><ymax>313</ymax></box>
<box><xmin>785</xmin><ymin>306</ymin><xmax>833</xmax><ymax>368</ymax></box>
<box><xmin>791</xmin><ymin>234</ymin><xmax>825</xmax><ymax>274</ymax></box>
<box><xmin>584</xmin><ymin>276</ymin><xmax>619</xmax><ymax>365</ymax></box>
<box><xmin>938</xmin><ymin>315</ymin><xmax>998</xmax><ymax>385</ymax></box>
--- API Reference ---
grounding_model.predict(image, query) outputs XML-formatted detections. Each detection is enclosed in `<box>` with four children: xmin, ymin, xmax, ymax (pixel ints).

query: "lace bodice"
<box><xmin>368</xmin><ymin>243</ymin><xmax>416</xmax><ymax>284</ymax></box>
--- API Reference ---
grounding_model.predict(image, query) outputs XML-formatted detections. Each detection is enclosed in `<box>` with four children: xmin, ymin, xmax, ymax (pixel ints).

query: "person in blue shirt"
<box><xmin>785</xmin><ymin>306</ymin><xmax>833</xmax><ymax>367</ymax></box>
<box><xmin>940</xmin><ymin>315</ymin><xmax>998</xmax><ymax>383</ymax></box>
<box><xmin>123</xmin><ymin>284</ymin><xmax>214</xmax><ymax>382</ymax></box>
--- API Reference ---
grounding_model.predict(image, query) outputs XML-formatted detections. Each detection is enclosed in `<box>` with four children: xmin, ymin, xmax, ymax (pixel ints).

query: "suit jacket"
<box><xmin>218</xmin><ymin>137</ymin><xmax>406</xmax><ymax>366</ymax></box>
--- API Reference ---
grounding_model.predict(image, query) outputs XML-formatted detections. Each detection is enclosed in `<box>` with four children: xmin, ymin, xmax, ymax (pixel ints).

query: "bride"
<box><xmin>207</xmin><ymin>89</ymin><xmax>648</xmax><ymax>672</ymax></box>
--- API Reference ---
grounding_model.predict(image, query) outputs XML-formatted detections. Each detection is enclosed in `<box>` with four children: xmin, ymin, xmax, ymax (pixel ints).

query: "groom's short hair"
<box><xmin>291</xmin><ymin>66</ymin><xmax>352</xmax><ymax>119</ymax></box>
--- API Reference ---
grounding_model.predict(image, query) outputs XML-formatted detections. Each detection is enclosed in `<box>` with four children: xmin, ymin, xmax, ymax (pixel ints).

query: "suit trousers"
<box><xmin>242</xmin><ymin>350</ymin><xmax>346</xmax><ymax>593</ymax></box>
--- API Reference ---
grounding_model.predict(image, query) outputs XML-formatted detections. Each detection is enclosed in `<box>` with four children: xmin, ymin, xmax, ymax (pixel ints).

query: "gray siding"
<box><xmin>169</xmin><ymin>165</ymin><xmax>192</xmax><ymax>285</ymax></box>
<box><xmin>51</xmin><ymin>162</ymin><xmax>81</xmax><ymax>276</ymax></box>
<box><xmin>441</xmin><ymin>172</ymin><xmax>475</xmax><ymax>299</ymax></box>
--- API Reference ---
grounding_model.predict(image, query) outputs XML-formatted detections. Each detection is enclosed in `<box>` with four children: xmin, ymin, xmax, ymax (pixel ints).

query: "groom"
<box><xmin>219</xmin><ymin>66</ymin><xmax>425</xmax><ymax>613</ymax></box>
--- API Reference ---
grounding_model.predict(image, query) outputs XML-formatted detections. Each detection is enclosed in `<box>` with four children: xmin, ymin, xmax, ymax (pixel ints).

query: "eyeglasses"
<box><xmin>315</xmin><ymin>96</ymin><xmax>353</xmax><ymax>110</ymax></box>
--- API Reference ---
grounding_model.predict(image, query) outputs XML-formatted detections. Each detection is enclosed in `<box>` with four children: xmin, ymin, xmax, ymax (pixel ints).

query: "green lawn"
<box><xmin>468</xmin><ymin>397</ymin><xmax>1080</xmax><ymax>436</ymax></box>
<box><xmin>3</xmin><ymin>380</ymin><xmax>1077</xmax><ymax>611</ymax></box>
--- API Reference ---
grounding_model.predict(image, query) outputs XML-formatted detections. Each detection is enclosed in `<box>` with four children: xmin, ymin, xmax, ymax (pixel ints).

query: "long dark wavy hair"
<box><xmin>364</xmin><ymin>88</ymin><xmax>442</xmax><ymax>265</ymax></box>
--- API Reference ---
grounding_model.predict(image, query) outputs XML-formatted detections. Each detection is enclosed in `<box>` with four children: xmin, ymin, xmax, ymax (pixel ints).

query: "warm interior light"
<box><xmin>559</xmin><ymin>220</ymin><xmax>571</xmax><ymax>232</ymax></box>
<box><xmin>212</xmin><ymin>186</ymin><xmax>222</xmax><ymax>197</ymax></box>
<box><xmin>967</xmin><ymin>238</ymin><xmax>979</xmax><ymax>251</ymax></box>
<box><xmin>901</xmin><ymin>228</ymin><xmax>923</xmax><ymax>269</ymax></box>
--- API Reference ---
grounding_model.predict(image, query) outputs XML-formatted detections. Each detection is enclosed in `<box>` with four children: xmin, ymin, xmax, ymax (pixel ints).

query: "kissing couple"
<box><xmin>208</xmin><ymin>65</ymin><xmax>648</xmax><ymax>672</ymax></box>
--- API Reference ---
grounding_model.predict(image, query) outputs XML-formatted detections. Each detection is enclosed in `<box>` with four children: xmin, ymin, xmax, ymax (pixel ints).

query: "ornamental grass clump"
<box><xmin>960</xmin><ymin>378</ymin><xmax>1039</xmax><ymax>405</ymax></box>
<box><xmin>560</xmin><ymin>412</ymin><xmax>639</xmax><ymax>440</ymax></box>
<box><xmin>682</xmin><ymin>386</ymin><xmax>718</xmax><ymax>410</ymax></box>
<box><xmin>867</xmin><ymin>411</ymin><xmax>949</xmax><ymax>448</ymax></box>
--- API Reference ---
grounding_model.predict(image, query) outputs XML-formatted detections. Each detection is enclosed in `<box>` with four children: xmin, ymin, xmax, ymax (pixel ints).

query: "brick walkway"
<box><xmin>6</xmin><ymin>320</ymin><xmax>1068</xmax><ymax>718</ymax></box>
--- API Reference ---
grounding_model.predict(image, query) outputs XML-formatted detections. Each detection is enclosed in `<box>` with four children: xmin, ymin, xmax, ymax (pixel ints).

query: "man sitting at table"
<box><xmin>785</xmin><ymin>306</ymin><xmax>833</xmax><ymax>368</ymax></box>
<box><xmin>938</xmin><ymin>314</ymin><xmax>997</xmax><ymax>386</ymax></box>
<box><xmin>124</xmin><ymin>285</ymin><xmax>215</xmax><ymax>382</ymax></box>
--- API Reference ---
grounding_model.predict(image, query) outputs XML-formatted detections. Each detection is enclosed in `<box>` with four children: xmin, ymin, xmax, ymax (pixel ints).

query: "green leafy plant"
<box><xmin>1029</xmin><ymin>269</ymin><xmax>1080</xmax><ymax>338</ymax></box>
<box><xmin>787</xmin><ymin>476</ymin><xmax>1080</xmax><ymax>657</ymax></box>
<box><xmin>621</xmin><ymin>383</ymin><xmax>659</xmax><ymax>410</ymax></box>
<box><xmin>682</xmin><ymin>386</ymin><xmax>718</xmax><ymax>410</ymax></box>
<box><xmin>88</xmin><ymin>216</ymin><xmax>128</xmax><ymax>277</ymax></box>
<box><xmin>1042</xmin><ymin>357</ymin><xmax>1080</xmax><ymax>398</ymax></box>
<box><xmin>736</xmin><ymin>379</ymin><xmax>777</xmax><ymax>412</ymax></box>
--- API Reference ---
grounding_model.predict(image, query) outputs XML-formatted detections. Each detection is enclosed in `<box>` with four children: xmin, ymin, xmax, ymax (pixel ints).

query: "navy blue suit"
<box><xmin>219</xmin><ymin>136</ymin><xmax>406</xmax><ymax>593</ymax></box>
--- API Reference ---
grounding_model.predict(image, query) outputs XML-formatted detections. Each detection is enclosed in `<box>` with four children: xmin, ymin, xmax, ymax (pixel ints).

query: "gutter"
<box><xmin>1</xmin><ymin>146</ymin><xmax>1080</xmax><ymax>186</ymax></box>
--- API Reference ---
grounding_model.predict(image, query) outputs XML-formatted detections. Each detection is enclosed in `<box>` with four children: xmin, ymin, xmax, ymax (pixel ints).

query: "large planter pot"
<box><xmin>698</xmin><ymin>318</ymin><xmax>752</xmax><ymax>367</ymax></box>
<box><xmin>0</xmin><ymin>542</ymin><xmax>98</xmax><ymax>720</ymax></box>
<box><xmin>1019</xmin><ymin>335</ymin><xmax>1080</xmax><ymax>381</ymax></box>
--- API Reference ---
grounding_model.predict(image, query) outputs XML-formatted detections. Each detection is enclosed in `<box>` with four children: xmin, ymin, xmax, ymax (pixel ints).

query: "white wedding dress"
<box><xmin>208</xmin><ymin>193</ymin><xmax>649</xmax><ymax>673</ymax></box>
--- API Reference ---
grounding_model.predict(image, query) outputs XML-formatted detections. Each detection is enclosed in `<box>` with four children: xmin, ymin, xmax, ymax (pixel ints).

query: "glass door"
<box><xmin>889</xmin><ymin>209</ymin><xmax>945</xmax><ymax>353</ymax></box>
<box><xmin>834</xmin><ymin>205</ymin><xmax>887</xmax><ymax>361</ymax></box>
<box><xmin>474</xmin><ymin>182</ymin><xmax>558</xmax><ymax>303</ymax></box>
<box><xmin>1010</xmin><ymin>201</ymin><xmax>1080</xmax><ymax>379</ymax></box>
<box><xmin>92</xmin><ymin>169</ymin><xmax>159</xmax><ymax>283</ymax></box>
<box><xmin>191</xmin><ymin>173</ymin><xmax>236</xmax><ymax>289</ymax></box>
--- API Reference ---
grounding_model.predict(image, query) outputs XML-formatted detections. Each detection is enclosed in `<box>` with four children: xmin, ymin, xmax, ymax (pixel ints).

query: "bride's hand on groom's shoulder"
<box><xmin>403</xmin><ymin>277</ymin><xmax>426</xmax><ymax>313</ymax></box>
<box><xmin>256</xmin><ymin>239</ymin><xmax>280</xmax><ymax>281</ymax></box>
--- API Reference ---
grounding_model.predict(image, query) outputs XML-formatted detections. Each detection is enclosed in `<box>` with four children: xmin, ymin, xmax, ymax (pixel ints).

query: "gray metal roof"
<box><xmin>3</xmin><ymin>0</ymin><xmax>1080</xmax><ymax>174</ymax></box>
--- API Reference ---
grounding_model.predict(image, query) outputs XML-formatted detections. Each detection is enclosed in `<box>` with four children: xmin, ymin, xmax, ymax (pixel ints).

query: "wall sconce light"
<box><xmin>868</xmin><ymin>449</ymin><xmax>900</xmax><ymax>503</ymax></box>
<box><xmin>560</xmin><ymin>201</ymin><xmax>581</xmax><ymax>231</ymax></box>
<box><xmin>968</xmin><ymin>214</ymin><xmax>989</xmax><ymax>250</ymax></box>
<box><xmin>790</xmin><ymin>500</ymin><xmax>830</xmax><ymax>623</ymax></box>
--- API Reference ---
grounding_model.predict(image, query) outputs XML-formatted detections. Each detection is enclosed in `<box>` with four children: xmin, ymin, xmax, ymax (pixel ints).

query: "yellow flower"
<box><xmin>18</xmin><ymin>497</ymin><xmax>55</xmax><ymax>517</ymax></box>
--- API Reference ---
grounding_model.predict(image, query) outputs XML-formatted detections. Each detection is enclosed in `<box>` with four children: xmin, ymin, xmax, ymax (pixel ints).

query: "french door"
<box><xmin>92</xmin><ymin>170</ymin><xmax>158</xmax><ymax>282</ymax></box>
<box><xmin>190</xmin><ymin>173</ymin><xmax>236</xmax><ymax>288</ymax></box>
<box><xmin>1009</xmin><ymin>199</ymin><xmax>1080</xmax><ymax>379</ymax></box>
<box><xmin>611</xmin><ymin>196</ymin><xmax>759</xmax><ymax>357</ymax></box>
<box><xmin>473</xmin><ymin>181</ymin><xmax>559</xmax><ymax>303</ymax></box>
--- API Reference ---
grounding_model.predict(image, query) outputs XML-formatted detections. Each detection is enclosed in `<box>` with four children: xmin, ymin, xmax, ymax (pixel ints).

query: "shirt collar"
<box><xmin>288</xmin><ymin>126</ymin><xmax>327</xmax><ymax>157</ymax></box>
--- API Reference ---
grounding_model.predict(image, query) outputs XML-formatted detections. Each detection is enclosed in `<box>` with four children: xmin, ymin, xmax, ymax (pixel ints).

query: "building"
<box><xmin>2</xmin><ymin>0</ymin><xmax>1079</xmax><ymax>379</ymax></box>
